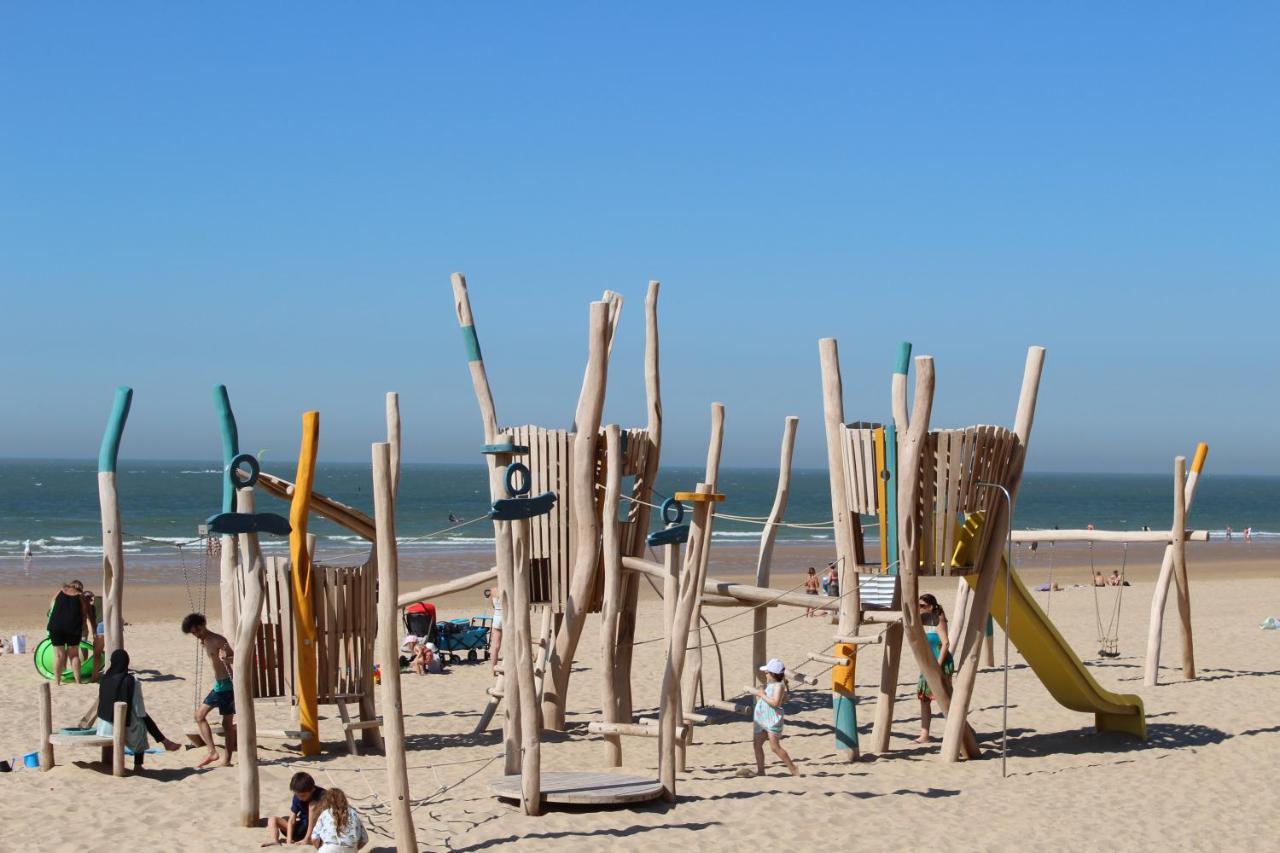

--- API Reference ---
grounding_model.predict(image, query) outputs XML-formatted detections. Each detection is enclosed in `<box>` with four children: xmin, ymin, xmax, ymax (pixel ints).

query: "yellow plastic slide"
<box><xmin>956</xmin><ymin>519</ymin><xmax>1146</xmax><ymax>739</ymax></box>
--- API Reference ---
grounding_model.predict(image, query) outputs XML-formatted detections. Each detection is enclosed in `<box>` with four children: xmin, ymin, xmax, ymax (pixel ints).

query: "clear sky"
<box><xmin>1</xmin><ymin>5</ymin><xmax>1276</xmax><ymax>475</ymax></box>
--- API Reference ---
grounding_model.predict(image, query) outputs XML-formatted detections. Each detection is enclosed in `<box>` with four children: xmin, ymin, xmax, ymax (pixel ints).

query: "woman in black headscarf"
<box><xmin>95</xmin><ymin>650</ymin><xmax>182</xmax><ymax>770</ymax></box>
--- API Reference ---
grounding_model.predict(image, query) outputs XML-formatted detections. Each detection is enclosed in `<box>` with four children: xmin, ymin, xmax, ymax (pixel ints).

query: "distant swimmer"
<box><xmin>448</xmin><ymin>513</ymin><xmax>464</xmax><ymax>524</ymax></box>
<box><xmin>23</xmin><ymin>540</ymin><xmax>33</xmax><ymax>559</ymax></box>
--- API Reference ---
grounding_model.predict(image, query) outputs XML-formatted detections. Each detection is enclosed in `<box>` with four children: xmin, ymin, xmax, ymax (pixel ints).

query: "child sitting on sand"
<box><xmin>308</xmin><ymin>787</ymin><xmax>369</xmax><ymax>852</ymax></box>
<box><xmin>752</xmin><ymin>658</ymin><xmax>800</xmax><ymax>776</ymax></box>
<box><xmin>263</xmin><ymin>771</ymin><xmax>326</xmax><ymax>847</ymax></box>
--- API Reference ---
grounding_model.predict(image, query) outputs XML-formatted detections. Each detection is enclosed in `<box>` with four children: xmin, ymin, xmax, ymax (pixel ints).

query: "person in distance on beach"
<box><xmin>803</xmin><ymin>567</ymin><xmax>820</xmax><ymax>616</ymax></box>
<box><xmin>181</xmin><ymin>612</ymin><xmax>236</xmax><ymax>768</ymax></box>
<box><xmin>484</xmin><ymin>586</ymin><xmax>503</xmax><ymax>676</ymax></box>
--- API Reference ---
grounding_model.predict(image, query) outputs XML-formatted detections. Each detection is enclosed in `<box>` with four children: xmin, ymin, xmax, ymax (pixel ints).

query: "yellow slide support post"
<box><xmin>956</xmin><ymin>517</ymin><xmax>1145</xmax><ymax>740</ymax></box>
<box><xmin>289</xmin><ymin>411</ymin><xmax>321</xmax><ymax>756</ymax></box>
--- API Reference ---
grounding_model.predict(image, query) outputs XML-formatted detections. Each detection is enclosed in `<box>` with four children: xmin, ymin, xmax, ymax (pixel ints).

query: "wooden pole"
<box><xmin>1145</xmin><ymin>443</ymin><xmax>1207</xmax><ymax>685</ymax></box>
<box><xmin>818</xmin><ymin>341</ymin><xmax>860</xmax><ymax>638</ymax></box>
<box><xmin>372</xmin><ymin>443</ymin><xmax>417</xmax><ymax>851</ymax></box>
<box><xmin>98</xmin><ymin>386</ymin><xmax>132</xmax><ymax>656</ymax></box>
<box><xmin>752</xmin><ymin>417</ymin><xmax>798</xmax><ymax>680</ymax></box>
<box><xmin>940</xmin><ymin>346</ymin><xmax>1045</xmax><ymax>763</ymax></box>
<box><xmin>38</xmin><ymin>682</ymin><xmax>53</xmax><ymax>771</ymax></box>
<box><xmin>111</xmin><ymin>700</ymin><xmax>126</xmax><ymax>777</ymax></box>
<box><xmin>288</xmin><ymin>411</ymin><xmax>321</xmax><ymax>756</ymax></box>
<box><xmin>599</xmin><ymin>425</ymin><xmax>624</xmax><ymax>766</ymax></box>
<box><xmin>1170</xmin><ymin>456</ymin><xmax>1195</xmax><ymax>679</ymax></box>
<box><xmin>509</xmin><ymin>518</ymin><xmax>542</xmax><ymax>815</ymax></box>
<box><xmin>615</xmin><ymin>280</ymin><xmax>663</xmax><ymax>724</ymax></box>
<box><xmin>660</xmin><ymin>496</ymin><xmax>708</xmax><ymax>799</ymax></box>
<box><xmin>450</xmin><ymin>273</ymin><xmax>523</xmax><ymax>764</ymax></box>
<box><xmin>894</xmin><ymin>356</ymin><xmax>980</xmax><ymax>759</ymax></box>
<box><xmin>233</xmin><ymin>554</ymin><xmax>266</xmax><ymax>825</ymax></box>
<box><xmin>542</xmin><ymin>301</ymin><xmax>611</xmax><ymax>730</ymax></box>
<box><xmin>360</xmin><ymin>392</ymin><xmax>401</xmax><ymax>750</ymax></box>
<box><xmin>682</xmin><ymin>405</ymin><xmax>725</xmax><ymax>718</ymax></box>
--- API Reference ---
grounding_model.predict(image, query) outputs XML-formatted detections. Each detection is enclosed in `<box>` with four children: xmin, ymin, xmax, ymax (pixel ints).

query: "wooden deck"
<box><xmin>490</xmin><ymin>771</ymin><xmax>663</xmax><ymax>806</ymax></box>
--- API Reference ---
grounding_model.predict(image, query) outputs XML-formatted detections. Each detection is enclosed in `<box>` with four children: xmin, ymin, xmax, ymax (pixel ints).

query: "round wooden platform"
<box><xmin>490</xmin><ymin>771</ymin><xmax>664</xmax><ymax>806</ymax></box>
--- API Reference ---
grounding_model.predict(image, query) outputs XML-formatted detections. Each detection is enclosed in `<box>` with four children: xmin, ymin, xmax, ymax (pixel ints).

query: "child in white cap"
<box><xmin>752</xmin><ymin>658</ymin><xmax>800</xmax><ymax>776</ymax></box>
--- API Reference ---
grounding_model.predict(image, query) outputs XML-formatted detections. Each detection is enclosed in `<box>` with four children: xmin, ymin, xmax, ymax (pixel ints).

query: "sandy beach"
<box><xmin>2</xmin><ymin>540</ymin><xmax>1277</xmax><ymax>852</ymax></box>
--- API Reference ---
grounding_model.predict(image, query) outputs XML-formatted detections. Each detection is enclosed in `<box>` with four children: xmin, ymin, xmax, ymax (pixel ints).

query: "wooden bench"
<box><xmin>38</xmin><ymin>683</ymin><xmax>127</xmax><ymax>776</ymax></box>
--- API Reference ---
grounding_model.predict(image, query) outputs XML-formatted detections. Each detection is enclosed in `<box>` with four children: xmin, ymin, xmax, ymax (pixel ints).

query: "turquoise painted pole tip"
<box><xmin>894</xmin><ymin>341</ymin><xmax>913</xmax><ymax>375</ymax></box>
<box><xmin>97</xmin><ymin>386</ymin><xmax>133</xmax><ymax>474</ymax></box>
<box><xmin>213</xmin><ymin>384</ymin><xmax>241</xmax><ymax>514</ymax></box>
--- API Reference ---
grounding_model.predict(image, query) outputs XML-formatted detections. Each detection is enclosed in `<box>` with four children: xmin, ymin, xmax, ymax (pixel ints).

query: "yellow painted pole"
<box><xmin>289</xmin><ymin>411</ymin><xmax>321</xmax><ymax>756</ymax></box>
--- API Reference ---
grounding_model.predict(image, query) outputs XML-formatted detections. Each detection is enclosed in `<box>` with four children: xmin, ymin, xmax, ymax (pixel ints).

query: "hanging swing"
<box><xmin>1089</xmin><ymin>542</ymin><xmax>1128</xmax><ymax>659</ymax></box>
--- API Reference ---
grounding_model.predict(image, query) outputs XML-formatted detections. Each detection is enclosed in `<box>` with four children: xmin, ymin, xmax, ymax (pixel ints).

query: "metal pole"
<box><xmin>978</xmin><ymin>481</ymin><xmax>1014</xmax><ymax>779</ymax></box>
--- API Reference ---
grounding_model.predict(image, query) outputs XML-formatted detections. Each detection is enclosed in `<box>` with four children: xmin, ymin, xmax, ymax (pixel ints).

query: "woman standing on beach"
<box><xmin>485</xmin><ymin>586</ymin><xmax>503</xmax><ymax>676</ymax></box>
<box><xmin>915</xmin><ymin>594</ymin><xmax>953</xmax><ymax>744</ymax></box>
<box><xmin>47</xmin><ymin>579</ymin><xmax>93</xmax><ymax>685</ymax></box>
<box><xmin>803</xmin><ymin>567</ymin><xmax>820</xmax><ymax>616</ymax></box>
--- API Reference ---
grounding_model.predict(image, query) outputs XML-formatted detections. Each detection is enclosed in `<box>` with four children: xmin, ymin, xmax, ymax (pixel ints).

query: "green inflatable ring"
<box><xmin>34</xmin><ymin>636</ymin><xmax>96</xmax><ymax>683</ymax></box>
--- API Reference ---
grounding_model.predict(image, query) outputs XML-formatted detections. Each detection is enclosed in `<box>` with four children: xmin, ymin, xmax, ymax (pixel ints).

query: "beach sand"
<box><xmin>1</xmin><ymin>541</ymin><xmax>1277</xmax><ymax>851</ymax></box>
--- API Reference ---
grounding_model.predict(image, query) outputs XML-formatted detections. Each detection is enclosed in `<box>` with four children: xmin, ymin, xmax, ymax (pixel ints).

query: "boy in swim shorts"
<box><xmin>182</xmin><ymin>612</ymin><xmax>236</xmax><ymax>768</ymax></box>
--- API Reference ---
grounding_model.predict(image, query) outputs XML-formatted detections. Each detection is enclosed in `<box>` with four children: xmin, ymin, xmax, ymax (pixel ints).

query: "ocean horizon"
<box><xmin>2</xmin><ymin>458</ymin><xmax>1276</xmax><ymax>568</ymax></box>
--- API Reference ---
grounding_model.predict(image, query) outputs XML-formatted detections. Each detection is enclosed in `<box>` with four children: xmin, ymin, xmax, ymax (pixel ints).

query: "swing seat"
<box><xmin>646</xmin><ymin>524</ymin><xmax>689</xmax><ymax>547</ymax></box>
<box><xmin>489</xmin><ymin>491</ymin><xmax>556</xmax><ymax>521</ymax></box>
<box><xmin>205</xmin><ymin>512</ymin><xmax>292</xmax><ymax>536</ymax></box>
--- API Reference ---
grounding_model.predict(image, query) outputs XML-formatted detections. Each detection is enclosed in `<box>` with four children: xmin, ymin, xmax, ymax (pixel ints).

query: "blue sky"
<box><xmin>1</xmin><ymin>5</ymin><xmax>1276</xmax><ymax>474</ymax></box>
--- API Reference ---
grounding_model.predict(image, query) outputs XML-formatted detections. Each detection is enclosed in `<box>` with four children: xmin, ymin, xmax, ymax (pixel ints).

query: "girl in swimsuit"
<box><xmin>915</xmin><ymin>594</ymin><xmax>953</xmax><ymax>744</ymax></box>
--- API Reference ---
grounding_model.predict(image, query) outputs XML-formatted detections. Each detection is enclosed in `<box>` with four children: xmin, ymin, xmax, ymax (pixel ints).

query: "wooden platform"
<box><xmin>490</xmin><ymin>771</ymin><xmax>664</xmax><ymax>806</ymax></box>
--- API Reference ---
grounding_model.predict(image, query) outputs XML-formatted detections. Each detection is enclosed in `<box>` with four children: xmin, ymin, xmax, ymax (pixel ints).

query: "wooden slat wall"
<box><xmin>839</xmin><ymin>423</ymin><xmax>882</xmax><ymax>517</ymax></box>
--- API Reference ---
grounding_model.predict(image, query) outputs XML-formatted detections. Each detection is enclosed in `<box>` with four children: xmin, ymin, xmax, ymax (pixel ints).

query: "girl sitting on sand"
<box><xmin>308</xmin><ymin>787</ymin><xmax>369</xmax><ymax>852</ymax></box>
<box><xmin>915</xmin><ymin>594</ymin><xmax>953</xmax><ymax>744</ymax></box>
<box><xmin>752</xmin><ymin>658</ymin><xmax>800</xmax><ymax>776</ymax></box>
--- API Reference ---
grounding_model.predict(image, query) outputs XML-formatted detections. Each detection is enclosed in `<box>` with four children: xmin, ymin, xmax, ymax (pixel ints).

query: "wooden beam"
<box><xmin>1012</xmin><ymin>529</ymin><xmax>1209</xmax><ymax>544</ymax></box>
<box><xmin>753</xmin><ymin>417</ymin><xmax>799</xmax><ymax>686</ymax></box>
<box><xmin>233</xmin><ymin>554</ymin><xmax>266</xmax><ymax>826</ymax></box>
<box><xmin>1146</xmin><ymin>443</ymin><xmax>1208</xmax><ymax>685</ymax></box>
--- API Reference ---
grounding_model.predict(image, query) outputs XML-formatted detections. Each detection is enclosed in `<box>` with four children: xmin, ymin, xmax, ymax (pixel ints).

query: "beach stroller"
<box><xmin>403</xmin><ymin>601</ymin><xmax>437</xmax><ymax>640</ymax></box>
<box><xmin>436</xmin><ymin>617</ymin><xmax>492</xmax><ymax>665</ymax></box>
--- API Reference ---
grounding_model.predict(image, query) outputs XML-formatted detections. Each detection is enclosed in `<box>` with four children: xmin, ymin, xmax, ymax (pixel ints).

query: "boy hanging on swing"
<box><xmin>181</xmin><ymin>612</ymin><xmax>236</xmax><ymax>768</ymax></box>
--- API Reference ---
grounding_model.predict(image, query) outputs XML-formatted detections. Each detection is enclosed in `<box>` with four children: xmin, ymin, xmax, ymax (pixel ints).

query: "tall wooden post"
<box><xmin>752</xmin><ymin>417</ymin><xmax>798</xmax><ymax>680</ymax></box>
<box><xmin>615</xmin><ymin>281</ymin><xmax>663</xmax><ymax>723</ymax></box>
<box><xmin>1145</xmin><ymin>443</ymin><xmax>1207</xmax><ymax>685</ymax></box>
<box><xmin>659</xmin><ymin>497</ymin><xmax>703</xmax><ymax>802</ymax></box>
<box><xmin>98</xmin><ymin>386</ymin><xmax>132</xmax><ymax>656</ymax></box>
<box><xmin>1170</xmin><ymin>456</ymin><xmax>1195</xmax><ymax>679</ymax></box>
<box><xmin>288</xmin><ymin>412</ymin><xmax>321</xmax><ymax>757</ymax></box>
<box><xmin>509</xmin><ymin>518</ymin><xmax>542</xmax><ymax>815</ymax></box>
<box><xmin>682</xmin><ymin>405</ymin><xmax>725</xmax><ymax>718</ymax></box>
<box><xmin>233</xmin><ymin>554</ymin><xmax>266</xmax><ymax>825</ymax></box>
<box><xmin>599</xmin><ymin>426</ymin><xmax>624</xmax><ymax>766</ymax></box>
<box><xmin>372</xmin><ymin>443</ymin><xmax>418</xmax><ymax>851</ymax></box>
<box><xmin>212</xmin><ymin>385</ymin><xmax>243</xmax><ymax>642</ymax></box>
<box><xmin>940</xmin><ymin>346</ymin><xmax>1045</xmax><ymax>763</ymax></box>
<box><xmin>542</xmin><ymin>301</ymin><xmax>611</xmax><ymax>730</ymax></box>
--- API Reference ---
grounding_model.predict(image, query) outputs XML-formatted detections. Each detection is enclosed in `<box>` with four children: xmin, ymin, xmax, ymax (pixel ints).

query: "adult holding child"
<box><xmin>47</xmin><ymin>579</ymin><xmax>94</xmax><ymax>686</ymax></box>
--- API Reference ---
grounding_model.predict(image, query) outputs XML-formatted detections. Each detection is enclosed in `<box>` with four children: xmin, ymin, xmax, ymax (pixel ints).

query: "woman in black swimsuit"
<box><xmin>47</xmin><ymin>579</ymin><xmax>92</xmax><ymax>686</ymax></box>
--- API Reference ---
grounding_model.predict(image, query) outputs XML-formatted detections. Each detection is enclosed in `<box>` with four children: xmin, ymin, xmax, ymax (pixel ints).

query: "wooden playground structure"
<box><xmin>28</xmin><ymin>282</ymin><xmax>1224</xmax><ymax>853</ymax></box>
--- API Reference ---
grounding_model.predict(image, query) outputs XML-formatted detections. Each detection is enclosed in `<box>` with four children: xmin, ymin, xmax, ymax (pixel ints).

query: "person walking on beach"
<box><xmin>181</xmin><ymin>612</ymin><xmax>236</xmax><ymax>767</ymax></box>
<box><xmin>824</xmin><ymin>562</ymin><xmax>839</xmax><ymax>597</ymax></box>
<box><xmin>752</xmin><ymin>658</ymin><xmax>800</xmax><ymax>776</ymax></box>
<box><xmin>914</xmin><ymin>594</ymin><xmax>953</xmax><ymax>744</ymax></box>
<box><xmin>47</xmin><ymin>579</ymin><xmax>93</xmax><ymax>686</ymax></box>
<box><xmin>95</xmin><ymin>649</ymin><xmax>182</xmax><ymax>771</ymax></box>
<box><xmin>803</xmin><ymin>567</ymin><xmax>820</xmax><ymax>616</ymax></box>
<box><xmin>1245</xmin><ymin>527</ymin><xmax>1252</xmax><ymax>543</ymax></box>
<box><xmin>1226</xmin><ymin>525</ymin><xmax>1232</xmax><ymax>540</ymax></box>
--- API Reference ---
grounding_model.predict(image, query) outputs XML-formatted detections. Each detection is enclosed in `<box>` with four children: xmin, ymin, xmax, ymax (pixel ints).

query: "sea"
<box><xmin>1</xmin><ymin>459</ymin><xmax>1276</xmax><ymax>578</ymax></box>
